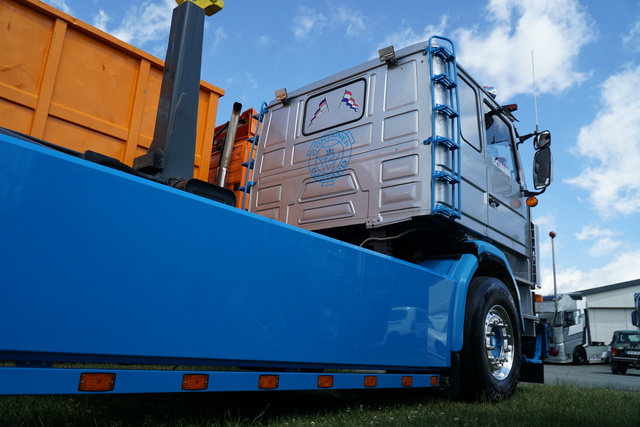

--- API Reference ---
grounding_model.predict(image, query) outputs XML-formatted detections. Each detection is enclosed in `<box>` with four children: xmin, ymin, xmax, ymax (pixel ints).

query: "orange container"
<box><xmin>0</xmin><ymin>0</ymin><xmax>224</xmax><ymax>180</ymax></box>
<box><xmin>209</xmin><ymin>108</ymin><xmax>261</xmax><ymax>208</ymax></box>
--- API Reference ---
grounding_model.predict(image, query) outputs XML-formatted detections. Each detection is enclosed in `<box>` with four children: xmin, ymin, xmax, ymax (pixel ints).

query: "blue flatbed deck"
<box><xmin>0</xmin><ymin>131</ymin><xmax>479</xmax><ymax>394</ymax></box>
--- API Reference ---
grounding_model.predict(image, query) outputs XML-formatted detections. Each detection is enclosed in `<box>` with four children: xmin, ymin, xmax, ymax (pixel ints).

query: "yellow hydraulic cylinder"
<box><xmin>176</xmin><ymin>0</ymin><xmax>224</xmax><ymax>16</ymax></box>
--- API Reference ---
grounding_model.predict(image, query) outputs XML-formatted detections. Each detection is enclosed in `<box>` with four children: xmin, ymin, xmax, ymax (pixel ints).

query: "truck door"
<box><xmin>482</xmin><ymin>101</ymin><xmax>528</xmax><ymax>253</ymax></box>
<box><xmin>458</xmin><ymin>76</ymin><xmax>488</xmax><ymax>234</ymax></box>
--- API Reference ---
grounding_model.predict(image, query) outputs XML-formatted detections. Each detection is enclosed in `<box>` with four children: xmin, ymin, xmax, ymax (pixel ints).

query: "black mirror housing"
<box><xmin>533</xmin><ymin>147</ymin><xmax>553</xmax><ymax>190</ymax></box>
<box><xmin>534</xmin><ymin>130</ymin><xmax>551</xmax><ymax>149</ymax></box>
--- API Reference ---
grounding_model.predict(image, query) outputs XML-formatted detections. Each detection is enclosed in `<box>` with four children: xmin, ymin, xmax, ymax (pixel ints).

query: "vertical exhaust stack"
<box><xmin>216</xmin><ymin>102</ymin><xmax>243</xmax><ymax>187</ymax></box>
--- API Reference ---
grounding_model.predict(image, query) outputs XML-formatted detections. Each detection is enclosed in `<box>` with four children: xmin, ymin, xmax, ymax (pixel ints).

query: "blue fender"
<box><xmin>418</xmin><ymin>241</ymin><xmax>521</xmax><ymax>353</ymax></box>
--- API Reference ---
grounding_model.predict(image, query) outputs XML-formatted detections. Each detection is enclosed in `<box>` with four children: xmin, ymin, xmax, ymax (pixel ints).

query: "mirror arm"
<box><xmin>523</xmin><ymin>187</ymin><xmax>547</xmax><ymax>197</ymax></box>
<box><xmin>518</xmin><ymin>132</ymin><xmax>536</xmax><ymax>145</ymax></box>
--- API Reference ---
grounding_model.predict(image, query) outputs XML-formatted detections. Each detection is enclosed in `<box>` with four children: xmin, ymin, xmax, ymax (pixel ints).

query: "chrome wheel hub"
<box><xmin>484</xmin><ymin>305</ymin><xmax>515</xmax><ymax>381</ymax></box>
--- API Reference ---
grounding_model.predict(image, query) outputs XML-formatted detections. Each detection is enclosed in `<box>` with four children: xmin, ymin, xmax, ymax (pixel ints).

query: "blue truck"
<box><xmin>0</xmin><ymin>0</ymin><xmax>551</xmax><ymax>401</ymax></box>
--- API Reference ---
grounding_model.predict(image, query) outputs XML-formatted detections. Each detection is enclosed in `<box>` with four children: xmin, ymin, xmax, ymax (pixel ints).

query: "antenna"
<box><xmin>531</xmin><ymin>51</ymin><xmax>539</xmax><ymax>133</ymax></box>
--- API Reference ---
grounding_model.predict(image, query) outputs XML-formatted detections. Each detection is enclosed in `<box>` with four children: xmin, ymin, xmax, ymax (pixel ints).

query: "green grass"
<box><xmin>2</xmin><ymin>383</ymin><xmax>640</xmax><ymax>426</ymax></box>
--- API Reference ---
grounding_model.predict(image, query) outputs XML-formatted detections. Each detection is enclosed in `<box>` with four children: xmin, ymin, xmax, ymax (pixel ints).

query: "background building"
<box><xmin>579</xmin><ymin>279</ymin><xmax>640</xmax><ymax>344</ymax></box>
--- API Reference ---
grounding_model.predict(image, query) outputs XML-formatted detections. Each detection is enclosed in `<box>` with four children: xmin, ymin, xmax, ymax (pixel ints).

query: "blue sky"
<box><xmin>45</xmin><ymin>0</ymin><xmax>640</xmax><ymax>296</ymax></box>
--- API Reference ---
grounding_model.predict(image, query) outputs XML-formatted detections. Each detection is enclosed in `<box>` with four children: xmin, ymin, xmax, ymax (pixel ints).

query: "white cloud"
<box><xmin>203</xmin><ymin>26</ymin><xmax>228</xmax><ymax>53</ymax></box>
<box><xmin>567</xmin><ymin>64</ymin><xmax>640</xmax><ymax>218</ymax></box>
<box><xmin>292</xmin><ymin>6</ymin><xmax>327</xmax><ymax>41</ymax></box>
<box><xmin>43</xmin><ymin>0</ymin><xmax>73</xmax><ymax>15</ymax></box>
<box><xmin>92</xmin><ymin>9</ymin><xmax>110</xmax><ymax>32</ymax></box>
<box><xmin>574</xmin><ymin>225</ymin><xmax>624</xmax><ymax>257</ymax></box>
<box><xmin>291</xmin><ymin>5</ymin><xmax>368</xmax><ymax>41</ymax></box>
<box><xmin>533</xmin><ymin>214</ymin><xmax>556</xmax><ymax>231</ymax></box>
<box><xmin>104</xmin><ymin>0</ymin><xmax>174</xmax><ymax>47</ymax></box>
<box><xmin>540</xmin><ymin>249</ymin><xmax>640</xmax><ymax>295</ymax></box>
<box><xmin>256</xmin><ymin>35</ymin><xmax>273</xmax><ymax>49</ymax></box>
<box><xmin>622</xmin><ymin>19</ymin><xmax>640</xmax><ymax>52</ymax></box>
<box><xmin>43</xmin><ymin>0</ymin><xmax>173</xmax><ymax>51</ymax></box>
<box><xmin>454</xmin><ymin>0</ymin><xmax>595</xmax><ymax>101</ymax></box>
<box><xmin>335</xmin><ymin>6</ymin><xmax>365</xmax><ymax>37</ymax></box>
<box><xmin>574</xmin><ymin>225</ymin><xmax>620</xmax><ymax>241</ymax></box>
<box><xmin>376</xmin><ymin>16</ymin><xmax>448</xmax><ymax>56</ymax></box>
<box><xmin>226</xmin><ymin>72</ymin><xmax>258</xmax><ymax>90</ymax></box>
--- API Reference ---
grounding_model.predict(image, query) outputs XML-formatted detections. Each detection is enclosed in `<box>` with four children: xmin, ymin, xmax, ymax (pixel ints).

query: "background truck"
<box><xmin>0</xmin><ymin>0</ymin><xmax>552</xmax><ymax>401</ymax></box>
<box><xmin>536</xmin><ymin>293</ymin><xmax>608</xmax><ymax>364</ymax></box>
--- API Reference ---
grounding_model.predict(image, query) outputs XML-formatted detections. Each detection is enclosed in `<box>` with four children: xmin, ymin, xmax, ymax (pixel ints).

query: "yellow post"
<box><xmin>175</xmin><ymin>0</ymin><xmax>224</xmax><ymax>16</ymax></box>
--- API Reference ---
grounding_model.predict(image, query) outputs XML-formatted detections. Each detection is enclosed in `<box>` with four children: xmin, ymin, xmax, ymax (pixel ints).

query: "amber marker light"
<box><xmin>78</xmin><ymin>373</ymin><xmax>116</xmax><ymax>392</ymax></box>
<box><xmin>402</xmin><ymin>376</ymin><xmax>413</xmax><ymax>387</ymax></box>
<box><xmin>317</xmin><ymin>375</ymin><xmax>334</xmax><ymax>388</ymax></box>
<box><xmin>431</xmin><ymin>376</ymin><xmax>439</xmax><ymax>386</ymax></box>
<box><xmin>258</xmin><ymin>375</ymin><xmax>279</xmax><ymax>389</ymax></box>
<box><xmin>182</xmin><ymin>374</ymin><xmax>209</xmax><ymax>390</ymax></box>
<box><xmin>364</xmin><ymin>376</ymin><xmax>378</xmax><ymax>387</ymax></box>
<box><xmin>526</xmin><ymin>196</ymin><xmax>539</xmax><ymax>207</ymax></box>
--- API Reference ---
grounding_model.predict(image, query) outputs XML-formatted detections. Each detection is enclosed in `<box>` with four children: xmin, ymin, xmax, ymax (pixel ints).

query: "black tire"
<box><xmin>611</xmin><ymin>361</ymin><xmax>628</xmax><ymax>374</ymax></box>
<box><xmin>460</xmin><ymin>276</ymin><xmax>521</xmax><ymax>402</ymax></box>
<box><xmin>611</xmin><ymin>361</ymin><xmax>621</xmax><ymax>374</ymax></box>
<box><xmin>573</xmin><ymin>347</ymin><xmax>587</xmax><ymax>365</ymax></box>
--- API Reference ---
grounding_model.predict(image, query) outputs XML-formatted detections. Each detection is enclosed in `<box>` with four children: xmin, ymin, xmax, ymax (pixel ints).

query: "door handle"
<box><xmin>489</xmin><ymin>197</ymin><xmax>501</xmax><ymax>208</ymax></box>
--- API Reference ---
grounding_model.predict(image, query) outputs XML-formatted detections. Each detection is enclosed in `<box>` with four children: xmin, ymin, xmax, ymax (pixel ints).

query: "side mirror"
<box><xmin>533</xmin><ymin>147</ymin><xmax>553</xmax><ymax>190</ymax></box>
<box><xmin>534</xmin><ymin>130</ymin><xmax>551</xmax><ymax>149</ymax></box>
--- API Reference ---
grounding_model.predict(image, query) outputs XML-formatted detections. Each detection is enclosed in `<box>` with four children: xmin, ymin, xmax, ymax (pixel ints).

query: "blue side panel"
<box><xmin>0</xmin><ymin>134</ymin><xmax>464</xmax><ymax>370</ymax></box>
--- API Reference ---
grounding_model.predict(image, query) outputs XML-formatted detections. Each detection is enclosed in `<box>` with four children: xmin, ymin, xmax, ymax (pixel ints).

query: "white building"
<box><xmin>579</xmin><ymin>279</ymin><xmax>640</xmax><ymax>344</ymax></box>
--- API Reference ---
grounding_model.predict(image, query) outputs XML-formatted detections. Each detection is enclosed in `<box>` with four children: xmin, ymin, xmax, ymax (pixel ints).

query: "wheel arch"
<box><xmin>474</xmin><ymin>254</ymin><xmax>522</xmax><ymax>323</ymax></box>
<box><xmin>449</xmin><ymin>241</ymin><xmax>523</xmax><ymax>352</ymax></box>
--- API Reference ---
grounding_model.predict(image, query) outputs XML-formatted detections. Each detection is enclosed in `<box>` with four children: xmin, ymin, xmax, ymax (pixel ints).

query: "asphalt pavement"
<box><xmin>543</xmin><ymin>362</ymin><xmax>640</xmax><ymax>391</ymax></box>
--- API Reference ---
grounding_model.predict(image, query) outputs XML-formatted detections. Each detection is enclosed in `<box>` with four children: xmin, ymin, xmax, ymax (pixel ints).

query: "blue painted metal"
<box><xmin>418</xmin><ymin>255</ymin><xmax>476</xmax><ymax>353</ymax></box>
<box><xmin>0</xmin><ymin>132</ymin><xmax>482</xmax><ymax>382</ymax></box>
<box><xmin>524</xmin><ymin>322</ymin><xmax>547</xmax><ymax>364</ymax></box>
<box><xmin>419</xmin><ymin>240</ymin><xmax>524</xmax><ymax>352</ymax></box>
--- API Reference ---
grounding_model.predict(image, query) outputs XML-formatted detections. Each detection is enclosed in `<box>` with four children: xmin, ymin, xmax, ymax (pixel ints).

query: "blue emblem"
<box><xmin>307</xmin><ymin>131</ymin><xmax>355</xmax><ymax>186</ymax></box>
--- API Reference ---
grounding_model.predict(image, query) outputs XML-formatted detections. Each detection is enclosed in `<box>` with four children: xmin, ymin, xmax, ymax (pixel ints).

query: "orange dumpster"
<box><xmin>0</xmin><ymin>0</ymin><xmax>224</xmax><ymax>181</ymax></box>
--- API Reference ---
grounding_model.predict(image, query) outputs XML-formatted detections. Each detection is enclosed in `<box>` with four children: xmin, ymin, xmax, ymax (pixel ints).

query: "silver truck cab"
<box><xmin>250</xmin><ymin>38</ymin><xmax>551</xmax><ymax>300</ymax></box>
